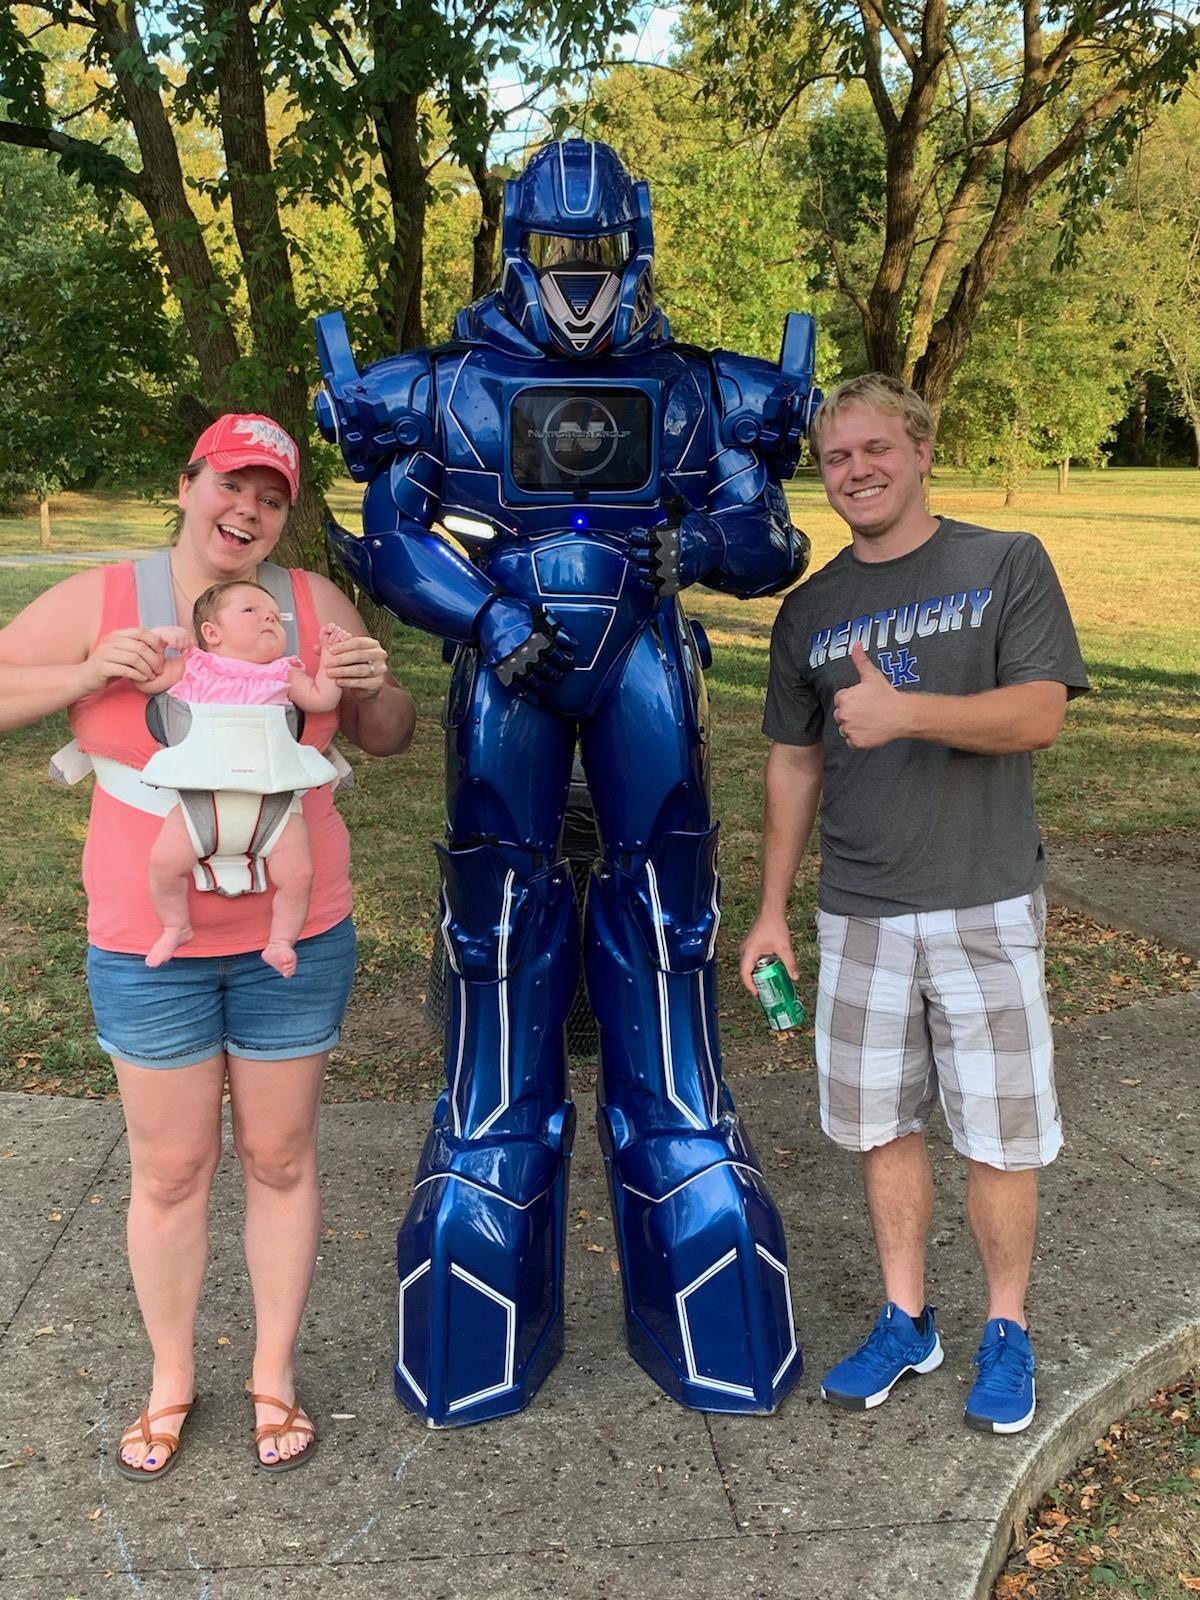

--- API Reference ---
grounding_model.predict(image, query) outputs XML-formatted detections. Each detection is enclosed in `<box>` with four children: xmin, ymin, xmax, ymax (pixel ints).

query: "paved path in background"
<box><xmin>1045</xmin><ymin>832</ymin><xmax>1200</xmax><ymax>959</ymax></box>
<box><xmin>0</xmin><ymin>548</ymin><xmax>152</xmax><ymax>568</ymax></box>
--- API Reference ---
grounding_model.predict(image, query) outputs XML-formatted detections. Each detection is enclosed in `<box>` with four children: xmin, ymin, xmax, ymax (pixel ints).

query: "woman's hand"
<box><xmin>319</xmin><ymin>630</ymin><xmax>390</xmax><ymax>701</ymax></box>
<box><xmin>78</xmin><ymin>628</ymin><xmax>169</xmax><ymax>697</ymax></box>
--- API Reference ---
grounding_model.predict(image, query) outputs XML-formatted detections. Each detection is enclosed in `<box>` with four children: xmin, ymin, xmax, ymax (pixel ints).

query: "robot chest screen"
<box><xmin>509</xmin><ymin>386</ymin><xmax>653</xmax><ymax>493</ymax></box>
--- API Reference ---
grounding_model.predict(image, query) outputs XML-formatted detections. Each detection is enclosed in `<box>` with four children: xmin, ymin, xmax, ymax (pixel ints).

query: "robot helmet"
<box><xmin>501</xmin><ymin>140</ymin><xmax>663</xmax><ymax>357</ymax></box>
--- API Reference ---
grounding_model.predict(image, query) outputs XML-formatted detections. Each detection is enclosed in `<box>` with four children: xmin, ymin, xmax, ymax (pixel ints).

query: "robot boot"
<box><xmin>396</xmin><ymin>842</ymin><xmax>579</xmax><ymax>1426</ymax></box>
<box><xmin>586</xmin><ymin>827</ymin><xmax>802</xmax><ymax>1413</ymax></box>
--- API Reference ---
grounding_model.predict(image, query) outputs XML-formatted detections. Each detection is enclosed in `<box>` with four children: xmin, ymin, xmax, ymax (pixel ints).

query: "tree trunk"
<box><xmin>92</xmin><ymin>3</ymin><xmax>241</xmax><ymax>405</ymax></box>
<box><xmin>1057</xmin><ymin>458</ymin><xmax>1069</xmax><ymax>493</ymax></box>
<box><xmin>39</xmin><ymin>497</ymin><xmax>51</xmax><ymax>549</ymax></box>
<box><xmin>1132</xmin><ymin>372</ymin><xmax>1148</xmax><ymax>463</ymax></box>
<box><xmin>381</xmin><ymin>91</ymin><xmax>426</xmax><ymax>349</ymax></box>
<box><xmin>203</xmin><ymin>0</ymin><xmax>322</xmax><ymax>571</ymax></box>
<box><xmin>1193</xmin><ymin>419</ymin><xmax>1200</xmax><ymax>468</ymax></box>
<box><xmin>913</xmin><ymin>163</ymin><xmax>1034</xmax><ymax>415</ymax></box>
<box><xmin>471</xmin><ymin>159</ymin><xmax>502</xmax><ymax>300</ymax></box>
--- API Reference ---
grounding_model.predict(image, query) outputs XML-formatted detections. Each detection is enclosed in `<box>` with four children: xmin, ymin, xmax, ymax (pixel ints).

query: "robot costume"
<box><xmin>315</xmin><ymin>139</ymin><xmax>820</xmax><ymax>1426</ymax></box>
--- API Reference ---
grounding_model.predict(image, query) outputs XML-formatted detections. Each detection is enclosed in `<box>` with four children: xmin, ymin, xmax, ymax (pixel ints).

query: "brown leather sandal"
<box><xmin>248</xmin><ymin>1389</ymin><xmax>317</xmax><ymax>1473</ymax></box>
<box><xmin>115</xmin><ymin>1397</ymin><xmax>197</xmax><ymax>1481</ymax></box>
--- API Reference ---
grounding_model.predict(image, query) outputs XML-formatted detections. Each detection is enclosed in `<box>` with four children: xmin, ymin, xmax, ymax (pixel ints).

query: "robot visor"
<box><xmin>525</xmin><ymin>230</ymin><xmax>635</xmax><ymax>270</ymax></box>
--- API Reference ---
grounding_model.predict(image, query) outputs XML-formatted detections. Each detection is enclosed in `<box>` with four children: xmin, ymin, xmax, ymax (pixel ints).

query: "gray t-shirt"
<box><xmin>763</xmin><ymin>517</ymin><xmax>1089</xmax><ymax>916</ymax></box>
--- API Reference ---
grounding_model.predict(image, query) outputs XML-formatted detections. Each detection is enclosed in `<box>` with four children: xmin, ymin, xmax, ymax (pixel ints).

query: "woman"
<box><xmin>0</xmin><ymin>414</ymin><xmax>415</xmax><ymax>1477</ymax></box>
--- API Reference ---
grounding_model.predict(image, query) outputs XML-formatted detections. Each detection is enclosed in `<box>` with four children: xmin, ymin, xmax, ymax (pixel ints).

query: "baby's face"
<box><xmin>208</xmin><ymin>587</ymin><xmax>286</xmax><ymax>663</ymax></box>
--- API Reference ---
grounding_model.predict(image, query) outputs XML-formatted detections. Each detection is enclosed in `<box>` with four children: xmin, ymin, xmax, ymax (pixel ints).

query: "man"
<box><xmin>740</xmin><ymin>373</ymin><xmax>1088</xmax><ymax>1434</ymax></box>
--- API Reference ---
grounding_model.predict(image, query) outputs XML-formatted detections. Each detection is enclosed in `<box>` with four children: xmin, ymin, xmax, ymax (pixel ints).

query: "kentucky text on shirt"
<box><xmin>809</xmin><ymin>588</ymin><xmax>993</xmax><ymax>668</ymax></box>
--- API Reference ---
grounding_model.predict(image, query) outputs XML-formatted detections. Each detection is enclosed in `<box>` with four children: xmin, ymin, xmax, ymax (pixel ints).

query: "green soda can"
<box><xmin>752</xmin><ymin>954</ymin><xmax>807</xmax><ymax>1032</ymax></box>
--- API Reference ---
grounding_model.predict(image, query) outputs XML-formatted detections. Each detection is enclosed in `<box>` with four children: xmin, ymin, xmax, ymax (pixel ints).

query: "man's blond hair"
<box><xmin>809</xmin><ymin>373</ymin><xmax>936</xmax><ymax>462</ymax></box>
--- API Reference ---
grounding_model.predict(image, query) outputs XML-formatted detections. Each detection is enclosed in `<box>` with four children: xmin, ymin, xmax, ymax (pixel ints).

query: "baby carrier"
<box><xmin>51</xmin><ymin>553</ymin><xmax>349</xmax><ymax>896</ymax></box>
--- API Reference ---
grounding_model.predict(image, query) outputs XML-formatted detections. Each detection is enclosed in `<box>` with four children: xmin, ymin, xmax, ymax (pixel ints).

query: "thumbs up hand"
<box><xmin>832</xmin><ymin>643</ymin><xmax>911</xmax><ymax>749</ymax></box>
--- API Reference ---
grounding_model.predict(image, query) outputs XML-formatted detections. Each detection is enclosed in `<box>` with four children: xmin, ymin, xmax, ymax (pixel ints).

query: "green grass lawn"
<box><xmin>0</xmin><ymin>468</ymin><xmax>1195</xmax><ymax>1095</ymax></box>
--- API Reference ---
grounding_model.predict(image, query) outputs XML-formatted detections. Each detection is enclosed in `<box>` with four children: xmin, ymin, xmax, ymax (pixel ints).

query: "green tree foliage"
<box><xmin>585</xmin><ymin>64</ymin><xmax>832</xmax><ymax>363</ymax></box>
<box><xmin>692</xmin><ymin>0</ymin><xmax>1198</xmax><ymax>414</ymax></box>
<box><xmin>0</xmin><ymin>141</ymin><xmax>186</xmax><ymax>529</ymax></box>
<box><xmin>0</xmin><ymin>0</ymin><xmax>635</xmax><ymax>564</ymax></box>
<box><xmin>1113</xmin><ymin>94</ymin><xmax>1200</xmax><ymax>466</ymax></box>
<box><xmin>939</xmin><ymin>211</ymin><xmax>1138</xmax><ymax>499</ymax></box>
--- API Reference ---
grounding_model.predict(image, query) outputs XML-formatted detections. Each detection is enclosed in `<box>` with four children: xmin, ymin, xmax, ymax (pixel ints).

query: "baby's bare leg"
<box><xmin>261</xmin><ymin>814</ymin><xmax>314</xmax><ymax>979</ymax></box>
<box><xmin>146</xmin><ymin>806</ymin><xmax>198</xmax><ymax>967</ymax></box>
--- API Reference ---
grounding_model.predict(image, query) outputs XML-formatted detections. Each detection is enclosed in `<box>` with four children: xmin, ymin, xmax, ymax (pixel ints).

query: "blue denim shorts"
<box><xmin>87</xmin><ymin>917</ymin><xmax>357</xmax><ymax>1070</ymax></box>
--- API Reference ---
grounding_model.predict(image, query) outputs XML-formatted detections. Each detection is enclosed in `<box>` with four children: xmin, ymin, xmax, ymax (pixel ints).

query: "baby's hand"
<box><xmin>318</xmin><ymin>623</ymin><xmax>352</xmax><ymax>670</ymax></box>
<box><xmin>151</xmin><ymin>626</ymin><xmax>191</xmax><ymax>654</ymax></box>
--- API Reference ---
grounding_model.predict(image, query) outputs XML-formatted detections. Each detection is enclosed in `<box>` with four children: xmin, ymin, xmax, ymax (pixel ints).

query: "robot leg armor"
<box><xmin>396</xmin><ymin>842</ymin><xmax>578</xmax><ymax>1426</ymax></box>
<box><xmin>587</xmin><ymin>828</ymin><xmax>802</xmax><ymax>1413</ymax></box>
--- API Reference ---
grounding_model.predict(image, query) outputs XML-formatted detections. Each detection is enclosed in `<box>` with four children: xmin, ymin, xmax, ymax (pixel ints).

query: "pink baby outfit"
<box><xmin>170</xmin><ymin>649</ymin><xmax>304</xmax><ymax>708</ymax></box>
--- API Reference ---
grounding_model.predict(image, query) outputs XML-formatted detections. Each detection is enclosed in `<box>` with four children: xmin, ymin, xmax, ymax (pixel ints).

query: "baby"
<box><xmin>138</xmin><ymin>581</ymin><xmax>346</xmax><ymax>976</ymax></box>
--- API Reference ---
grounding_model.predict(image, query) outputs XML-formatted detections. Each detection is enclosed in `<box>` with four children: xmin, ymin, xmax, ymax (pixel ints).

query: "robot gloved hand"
<box><xmin>628</xmin><ymin>512</ymin><xmax>726</xmax><ymax>598</ymax></box>
<box><xmin>477</xmin><ymin>593</ymin><xmax>577</xmax><ymax>694</ymax></box>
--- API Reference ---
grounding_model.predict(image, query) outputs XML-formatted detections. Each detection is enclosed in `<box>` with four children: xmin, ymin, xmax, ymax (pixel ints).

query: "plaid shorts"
<box><xmin>814</xmin><ymin>891</ymin><xmax>1061</xmax><ymax>1170</ymax></box>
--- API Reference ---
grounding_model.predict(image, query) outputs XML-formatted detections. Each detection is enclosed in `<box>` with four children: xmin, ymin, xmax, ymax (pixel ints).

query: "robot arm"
<box><xmin>631</xmin><ymin>318</ymin><xmax>818</xmax><ymax>603</ymax></box>
<box><xmin>691</xmin><ymin>316</ymin><xmax>819</xmax><ymax>600</ymax></box>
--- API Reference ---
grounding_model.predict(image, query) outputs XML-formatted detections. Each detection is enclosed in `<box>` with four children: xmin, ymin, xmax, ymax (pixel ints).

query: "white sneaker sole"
<box><xmin>821</xmin><ymin>1336</ymin><xmax>944</xmax><ymax>1409</ymax></box>
<box><xmin>964</xmin><ymin>1378</ymin><xmax>1036</xmax><ymax>1434</ymax></box>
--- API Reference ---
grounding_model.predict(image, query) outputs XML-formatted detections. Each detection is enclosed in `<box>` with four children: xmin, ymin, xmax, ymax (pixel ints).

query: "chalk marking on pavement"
<box><xmin>93</xmin><ymin>1385</ymin><xmax>146</xmax><ymax>1597</ymax></box>
<box><xmin>327</xmin><ymin>1435</ymin><xmax>428</xmax><ymax>1565</ymax></box>
<box><xmin>186</xmin><ymin>1546</ymin><xmax>213</xmax><ymax>1599</ymax></box>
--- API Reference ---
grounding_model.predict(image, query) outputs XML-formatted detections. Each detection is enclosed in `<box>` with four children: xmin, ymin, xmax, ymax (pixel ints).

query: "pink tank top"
<box><xmin>69</xmin><ymin>562</ymin><xmax>352</xmax><ymax>956</ymax></box>
<box><xmin>170</xmin><ymin>649</ymin><xmax>303</xmax><ymax>707</ymax></box>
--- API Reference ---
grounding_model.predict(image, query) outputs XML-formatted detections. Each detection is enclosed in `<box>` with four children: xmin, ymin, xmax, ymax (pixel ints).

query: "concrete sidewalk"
<box><xmin>1</xmin><ymin>831</ymin><xmax>1195</xmax><ymax>1599</ymax></box>
<box><xmin>1</xmin><ymin>975</ymin><xmax>1196</xmax><ymax>1600</ymax></box>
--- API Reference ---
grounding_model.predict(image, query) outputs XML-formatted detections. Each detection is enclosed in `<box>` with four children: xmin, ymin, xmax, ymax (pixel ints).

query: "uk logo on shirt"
<box><xmin>877</xmin><ymin>648</ymin><xmax>920</xmax><ymax>685</ymax></box>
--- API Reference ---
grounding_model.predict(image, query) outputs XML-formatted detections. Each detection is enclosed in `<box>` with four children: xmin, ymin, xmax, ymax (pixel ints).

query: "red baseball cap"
<box><xmin>189</xmin><ymin>414</ymin><xmax>300</xmax><ymax>503</ymax></box>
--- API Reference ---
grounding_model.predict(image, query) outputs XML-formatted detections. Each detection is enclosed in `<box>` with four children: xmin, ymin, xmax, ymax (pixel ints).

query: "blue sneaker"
<box><xmin>964</xmin><ymin>1318</ymin><xmax>1036</xmax><ymax>1434</ymax></box>
<box><xmin>821</xmin><ymin>1302</ymin><xmax>943</xmax><ymax>1410</ymax></box>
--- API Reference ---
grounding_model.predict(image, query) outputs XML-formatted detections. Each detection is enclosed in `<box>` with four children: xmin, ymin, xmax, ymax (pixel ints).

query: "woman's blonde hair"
<box><xmin>809</xmin><ymin>373</ymin><xmax>936</xmax><ymax>462</ymax></box>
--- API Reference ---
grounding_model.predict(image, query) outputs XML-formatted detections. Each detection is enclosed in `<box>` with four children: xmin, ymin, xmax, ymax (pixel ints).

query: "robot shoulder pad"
<box><xmin>322</xmin><ymin>347</ymin><xmax>444</xmax><ymax>478</ymax></box>
<box><xmin>711</xmin><ymin>348</ymin><xmax>814</xmax><ymax>479</ymax></box>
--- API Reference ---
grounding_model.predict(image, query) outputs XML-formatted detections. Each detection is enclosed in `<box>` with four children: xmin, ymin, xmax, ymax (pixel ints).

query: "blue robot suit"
<box><xmin>315</xmin><ymin>139</ymin><xmax>819</xmax><ymax>1426</ymax></box>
